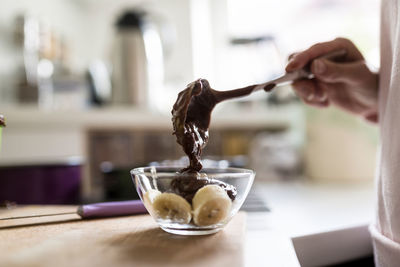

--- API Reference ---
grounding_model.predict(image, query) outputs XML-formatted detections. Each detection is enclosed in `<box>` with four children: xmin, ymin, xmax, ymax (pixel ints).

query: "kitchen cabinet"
<box><xmin>0</xmin><ymin>105</ymin><xmax>301</xmax><ymax>202</ymax></box>
<box><xmin>86</xmin><ymin>127</ymin><xmax>285</xmax><ymax>202</ymax></box>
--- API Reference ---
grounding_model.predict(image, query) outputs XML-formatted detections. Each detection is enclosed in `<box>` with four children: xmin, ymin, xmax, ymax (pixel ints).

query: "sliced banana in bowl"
<box><xmin>152</xmin><ymin>192</ymin><xmax>192</xmax><ymax>224</ymax></box>
<box><xmin>131</xmin><ymin>166</ymin><xmax>254</xmax><ymax>235</ymax></box>
<box><xmin>192</xmin><ymin>185</ymin><xmax>232</xmax><ymax>226</ymax></box>
<box><xmin>142</xmin><ymin>189</ymin><xmax>162</xmax><ymax>216</ymax></box>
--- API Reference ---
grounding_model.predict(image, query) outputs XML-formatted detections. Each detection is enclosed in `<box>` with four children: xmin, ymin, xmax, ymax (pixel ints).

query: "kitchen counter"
<box><xmin>0</xmin><ymin>210</ymin><xmax>247</xmax><ymax>267</ymax></box>
<box><xmin>0</xmin><ymin>179</ymin><xmax>375</xmax><ymax>267</ymax></box>
<box><xmin>245</xmin><ymin>179</ymin><xmax>374</xmax><ymax>266</ymax></box>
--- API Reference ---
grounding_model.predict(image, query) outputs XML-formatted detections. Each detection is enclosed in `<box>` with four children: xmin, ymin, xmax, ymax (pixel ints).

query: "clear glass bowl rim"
<box><xmin>130</xmin><ymin>166</ymin><xmax>255</xmax><ymax>178</ymax></box>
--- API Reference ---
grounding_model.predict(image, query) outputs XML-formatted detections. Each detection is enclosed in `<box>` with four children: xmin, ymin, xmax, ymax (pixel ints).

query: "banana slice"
<box><xmin>152</xmin><ymin>192</ymin><xmax>192</xmax><ymax>223</ymax></box>
<box><xmin>192</xmin><ymin>185</ymin><xmax>232</xmax><ymax>226</ymax></box>
<box><xmin>142</xmin><ymin>189</ymin><xmax>161</xmax><ymax>216</ymax></box>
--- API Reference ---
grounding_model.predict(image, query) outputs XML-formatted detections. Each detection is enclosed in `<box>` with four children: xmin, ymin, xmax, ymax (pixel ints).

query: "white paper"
<box><xmin>291</xmin><ymin>224</ymin><xmax>373</xmax><ymax>267</ymax></box>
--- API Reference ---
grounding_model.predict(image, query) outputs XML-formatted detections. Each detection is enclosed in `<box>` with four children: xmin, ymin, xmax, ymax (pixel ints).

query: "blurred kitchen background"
<box><xmin>0</xmin><ymin>0</ymin><xmax>379</xmax><ymax>204</ymax></box>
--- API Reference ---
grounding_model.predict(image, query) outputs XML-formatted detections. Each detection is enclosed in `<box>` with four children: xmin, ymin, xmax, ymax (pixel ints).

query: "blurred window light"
<box><xmin>216</xmin><ymin>0</ymin><xmax>380</xmax><ymax>89</ymax></box>
<box><xmin>226</xmin><ymin>0</ymin><xmax>380</xmax><ymax>65</ymax></box>
<box><xmin>37</xmin><ymin>59</ymin><xmax>54</xmax><ymax>78</ymax></box>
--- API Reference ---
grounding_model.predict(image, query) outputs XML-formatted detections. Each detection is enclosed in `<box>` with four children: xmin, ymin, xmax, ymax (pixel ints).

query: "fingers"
<box><xmin>292</xmin><ymin>79</ymin><xmax>315</xmax><ymax>101</ymax></box>
<box><xmin>292</xmin><ymin>79</ymin><xmax>329</xmax><ymax>107</ymax></box>
<box><xmin>311</xmin><ymin>59</ymin><xmax>369</xmax><ymax>84</ymax></box>
<box><xmin>285</xmin><ymin>37</ymin><xmax>364</xmax><ymax>73</ymax></box>
<box><xmin>364</xmin><ymin>112</ymin><xmax>378</xmax><ymax>123</ymax></box>
<box><xmin>286</xmin><ymin>38</ymin><xmax>346</xmax><ymax>72</ymax></box>
<box><xmin>288</xmin><ymin>52</ymin><xmax>298</xmax><ymax>61</ymax></box>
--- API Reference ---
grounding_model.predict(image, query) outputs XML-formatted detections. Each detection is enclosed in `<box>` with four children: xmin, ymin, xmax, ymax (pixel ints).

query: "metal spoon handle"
<box><xmin>252</xmin><ymin>69</ymin><xmax>310</xmax><ymax>92</ymax></box>
<box><xmin>253</xmin><ymin>48</ymin><xmax>347</xmax><ymax>91</ymax></box>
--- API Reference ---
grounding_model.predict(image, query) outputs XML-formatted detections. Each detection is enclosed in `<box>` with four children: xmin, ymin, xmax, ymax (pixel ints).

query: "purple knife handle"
<box><xmin>77</xmin><ymin>200</ymin><xmax>147</xmax><ymax>219</ymax></box>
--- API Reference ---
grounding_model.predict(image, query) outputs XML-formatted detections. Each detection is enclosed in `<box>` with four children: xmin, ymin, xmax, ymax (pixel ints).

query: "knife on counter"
<box><xmin>0</xmin><ymin>200</ymin><xmax>147</xmax><ymax>220</ymax></box>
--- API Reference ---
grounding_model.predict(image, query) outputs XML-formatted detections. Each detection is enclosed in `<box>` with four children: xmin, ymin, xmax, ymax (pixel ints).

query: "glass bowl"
<box><xmin>131</xmin><ymin>166</ymin><xmax>255</xmax><ymax>235</ymax></box>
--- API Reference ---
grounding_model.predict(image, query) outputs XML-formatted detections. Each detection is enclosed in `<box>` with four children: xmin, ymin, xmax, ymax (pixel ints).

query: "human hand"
<box><xmin>286</xmin><ymin>38</ymin><xmax>379</xmax><ymax>122</ymax></box>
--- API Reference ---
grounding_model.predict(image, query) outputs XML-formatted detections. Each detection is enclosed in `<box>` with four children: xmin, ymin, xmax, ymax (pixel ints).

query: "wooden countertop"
<box><xmin>0</xmin><ymin>207</ymin><xmax>246</xmax><ymax>267</ymax></box>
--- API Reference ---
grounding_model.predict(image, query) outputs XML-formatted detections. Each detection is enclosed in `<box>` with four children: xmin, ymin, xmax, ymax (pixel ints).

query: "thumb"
<box><xmin>311</xmin><ymin>59</ymin><xmax>367</xmax><ymax>84</ymax></box>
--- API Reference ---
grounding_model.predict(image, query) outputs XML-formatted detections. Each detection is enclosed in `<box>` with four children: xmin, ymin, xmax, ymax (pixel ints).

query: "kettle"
<box><xmin>112</xmin><ymin>10</ymin><xmax>164</xmax><ymax>109</ymax></box>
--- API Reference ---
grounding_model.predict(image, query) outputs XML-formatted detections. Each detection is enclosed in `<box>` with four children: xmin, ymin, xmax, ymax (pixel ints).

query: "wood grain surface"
<box><xmin>0</xmin><ymin>206</ymin><xmax>246</xmax><ymax>267</ymax></box>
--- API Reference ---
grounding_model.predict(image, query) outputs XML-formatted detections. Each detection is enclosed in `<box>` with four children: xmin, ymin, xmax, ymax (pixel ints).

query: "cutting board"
<box><xmin>0</xmin><ymin>205</ymin><xmax>80</xmax><ymax>228</ymax></box>
<box><xmin>0</xmin><ymin>206</ymin><xmax>246</xmax><ymax>267</ymax></box>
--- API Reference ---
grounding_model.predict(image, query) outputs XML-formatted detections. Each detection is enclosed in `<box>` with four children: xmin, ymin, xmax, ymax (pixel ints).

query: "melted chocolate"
<box><xmin>264</xmin><ymin>83</ymin><xmax>276</xmax><ymax>91</ymax></box>
<box><xmin>171</xmin><ymin>80</ymin><xmax>212</xmax><ymax>171</ymax></box>
<box><xmin>171</xmin><ymin>174</ymin><xmax>237</xmax><ymax>203</ymax></box>
<box><xmin>171</xmin><ymin>78</ymin><xmax>273</xmax><ymax>171</ymax></box>
<box><xmin>171</xmin><ymin>78</ymin><xmax>273</xmax><ymax>201</ymax></box>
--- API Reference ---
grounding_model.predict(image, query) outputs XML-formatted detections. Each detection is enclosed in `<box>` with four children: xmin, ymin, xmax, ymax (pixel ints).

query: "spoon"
<box><xmin>171</xmin><ymin>49</ymin><xmax>347</xmax><ymax>171</ymax></box>
<box><xmin>171</xmin><ymin>78</ymin><xmax>266</xmax><ymax>171</ymax></box>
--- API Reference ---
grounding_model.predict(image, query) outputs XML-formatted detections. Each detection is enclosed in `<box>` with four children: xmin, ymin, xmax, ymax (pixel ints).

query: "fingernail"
<box><xmin>287</xmin><ymin>59</ymin><xmax>299</xmax><ymax>70</ymax></box>
<box><xmin>319</xmin><ymin>92</ymin><xmax>327</xmax><ymax>102</ymax></box>
<box><xmin>307</xmin><ymin>93</ymin><xmax>314</xmax><ymax>101</ymax></box>
<box><xmin>313</xmin><ymin>59</ymin><xmax>326</xmax><ymax>74</ymax></box>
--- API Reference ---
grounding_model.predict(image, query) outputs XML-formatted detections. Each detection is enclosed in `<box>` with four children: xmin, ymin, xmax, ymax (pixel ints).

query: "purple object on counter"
<box><xmin>77</xmin><ymin>200</ymin><xmax>147</xmax><ymax>219</ymax></box>
<box><xmin>0</xmin><ymin>164</ymin><xmax>81</xmax><ymax>204</ymax></box>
